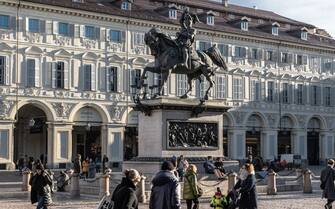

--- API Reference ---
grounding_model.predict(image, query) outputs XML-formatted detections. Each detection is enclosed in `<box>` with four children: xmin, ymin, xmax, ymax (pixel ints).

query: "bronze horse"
<box><xmin>140</xmin><ymin>28</ymin><xmax>228</xmax><ymax>100</ymax></box>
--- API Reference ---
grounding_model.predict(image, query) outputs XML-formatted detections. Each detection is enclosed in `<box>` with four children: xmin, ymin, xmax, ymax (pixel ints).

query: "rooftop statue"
<box><xmin>140</xmin><ymin>8</ymin><xmax>228</xmax><ymax>100</ymax></box>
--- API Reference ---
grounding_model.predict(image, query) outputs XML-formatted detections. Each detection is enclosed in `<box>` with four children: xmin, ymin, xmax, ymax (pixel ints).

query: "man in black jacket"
<box><xmin>150</xmin><ymin>161</ymin><xmax>181</xmax><ymax>209</ymax></box>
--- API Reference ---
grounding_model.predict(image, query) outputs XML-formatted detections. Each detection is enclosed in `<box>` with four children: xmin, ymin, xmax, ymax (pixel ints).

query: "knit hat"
<box><xmin>215</xmin><ymin>191</ymin><xmax>222</xmax><ymax>196</ymax></box>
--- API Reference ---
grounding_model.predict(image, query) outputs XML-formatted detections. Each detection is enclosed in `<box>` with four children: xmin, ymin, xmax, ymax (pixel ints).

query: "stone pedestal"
<box><xmin>138</xmin><ymin>176</ymin><xmax>147</xmax><ymax>203</ymax></box>
<box><xmin>70</xmin><ymin>174</ymin><xmax>80</xmax><ymax>198</ymax></box>
<box><xmin>22</xmin><ymin>171</ymin><xmax>31</xmax><ymax>191</ymax></box>
<box><xmin>267</xmin><ymin>171</ymin><xmax>277</xmax><ymax>195</ymax></box>
<box><xmin>228</xmin><ymin>172</ymin><xmax>237</xmax><ymax>192</ymax></box>
<box><xmin>303</xmin><ymin>169</ymin><xmax>313</xmax><ymax>193</ymax></box>
<box><xmin>99</xmin><ymin>175</ymin><xmax>110</xmax><ymax>198</ymax></box>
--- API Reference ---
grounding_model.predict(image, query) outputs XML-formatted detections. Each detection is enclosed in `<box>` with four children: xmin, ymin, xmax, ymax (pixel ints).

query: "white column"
<box><xmin>292</xmin><ymin>129</ymin><xmax>307</xmax><ymax>160</ymax></box>
<box><xmin>261</xmin><ymin>130</ymin><xmax>278</xmax><ymax>161</ymax></box>
<box><xmin>0</xmin><ymin>122</ymin><xmax>15</xmax><ymax>170</ymax></box>
<box><xmin>320</xmin><ymin>131</ymin><xmax>335</xmax><ymax>162</ymax></box>
<box><xmin>228</xmin><ymin>128</ymin><xmax>246</xmax><ymax>160</ymax></box>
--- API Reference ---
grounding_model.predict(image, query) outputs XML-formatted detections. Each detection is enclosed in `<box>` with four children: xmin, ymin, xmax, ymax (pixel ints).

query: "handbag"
<box><xmin>320</xmin><ymin>170</ymin><xmax>331</xmax><ymax>190</ymax></box>
<box><xmin>185</xmin><ymin>176</ymin><xmax>203</xmax><ymax>198</ymax></box>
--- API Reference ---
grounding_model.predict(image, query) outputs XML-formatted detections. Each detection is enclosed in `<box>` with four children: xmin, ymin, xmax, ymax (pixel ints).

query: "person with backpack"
<box><xmin>149</xmin><ymin>161</ymin><xmax>181</xmax><ymax>209</ymax></box>
<box><xmin>111</xmin><ymin>169</ymin><xmax>141</xmax><ymax>209</ymax></box>
<box><xmin>321</xmin><ymin>159</ymin><xmax>335</xmax><ymax>209</ymax></box>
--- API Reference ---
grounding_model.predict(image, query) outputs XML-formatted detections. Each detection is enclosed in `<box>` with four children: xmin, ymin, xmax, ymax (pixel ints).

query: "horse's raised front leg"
<box><xmin>157</xmin><ymin>71</ymin><xmax>170</xmax><ymax>97</ymax></box>
<box><xmin>204</xmin><ymin>73</ymin><xmax>214</xmax><ymax>100</ymax></box>
<box><xmin>180</xmin><ymin>75</ymin><xmax>193</xmax><ymax>99</ymax></box>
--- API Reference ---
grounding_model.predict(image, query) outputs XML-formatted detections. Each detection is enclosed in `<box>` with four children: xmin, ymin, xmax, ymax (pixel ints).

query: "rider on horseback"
<box><xmin>176</xmin><ymin>8</ymin><xmax>200</xmax><ymax>69</ymax></box>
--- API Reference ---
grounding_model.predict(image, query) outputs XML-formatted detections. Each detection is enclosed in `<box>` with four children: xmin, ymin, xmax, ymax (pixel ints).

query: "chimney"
<box><xmin>223</xmin><ymin>0</ymin><xmax>228</xmax><ymax>7</ymax></box>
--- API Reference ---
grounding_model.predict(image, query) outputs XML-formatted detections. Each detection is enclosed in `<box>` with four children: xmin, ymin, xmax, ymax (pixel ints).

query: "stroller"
<box><xmin>226</xmin><ymin>189</ymin><xmax>240</xmax><ymax>209</ymax></box>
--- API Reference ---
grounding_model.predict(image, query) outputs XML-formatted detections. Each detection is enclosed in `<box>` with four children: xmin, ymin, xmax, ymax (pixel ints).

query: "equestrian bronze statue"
<box><xmin>140</xmin><ymin>8</ymin><xmax>228</xmax><ymax>100</ymax></box>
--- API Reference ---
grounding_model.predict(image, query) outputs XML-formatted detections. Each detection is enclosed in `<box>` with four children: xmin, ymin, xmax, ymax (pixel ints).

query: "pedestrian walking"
<box><xmin>29</xmin><ymin>164</ymin><xmax>53</xmax><ymax>209</ymax></box>
<box><xmin>88</xmin><ymin>158</ymin><xmax>96</xmax><ymax>178</ymax></box>
<box><xmin>234</xmin><ymin>163</ymin><xmax>257</xmax><ymax>209</ymax></box>
<box><xmin>177</xmin><ymin>155</ymin><xmax>189</xmax><ymax>181</ymax></box>
<box><xmin>111</xmin><ymin>169</ymin><xmax>141</xmax><ymax>209</ymax></box>
<box><xmin>149</xmin><ymin>161</ymin><xmax>181</xmax><ymax>209</ymax></box>
<box><xmin>82</xmin><ymin>157</ymin><xmax>89</xmax><ymax>178</ymax></box>
<box><xmin>183</xmin><ymin>164</ymin><xmax>201</xmax><ymax>209</ymax></box>
<box><xmin>73</xmin><ymin>154</ymin><xmax>82</xmax><ymax>174</ymax></box>
<box><xmin>102</xmin><ymin>154</ymin><xmax>109</xmax><ymax>173</ymax></box>
<box><xmin>321</xmin><ymin>159</ymin><xmax>335</xmax><ymax>209</ymax></box>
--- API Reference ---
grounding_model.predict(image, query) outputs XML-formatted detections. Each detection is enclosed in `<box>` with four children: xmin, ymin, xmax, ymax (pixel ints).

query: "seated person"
<box><xmin>204</xmin><ymin>156</ymin><xmax>226</xmax><ymax>180</ymax></box>
<box><xmin>214</xmin><ymin>157</ymin><xmax>226</xmax><ymax>175</ymax></box>
<box><xmin>210</xmin><ymin>187</ymin><xmax>228</xmax><ymax>209</ymax></box>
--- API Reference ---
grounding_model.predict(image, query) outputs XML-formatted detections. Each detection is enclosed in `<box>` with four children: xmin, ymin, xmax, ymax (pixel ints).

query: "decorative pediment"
<box><xmin>301</xmin><ymin>27</ymin><xmax>308</xmax><ymax>32</ymax></box>
<box><xmin>265</xmin><ymin>72</ymin><xmax>276</xmax><ymax>78</ymax></box>
<box><xmin>241</xmin><ymin>16</ymin><xmax>251</xmax><ymax>22</ymax></box>
<box><xmin>81</xmin><ymin>52</ymin><xmax>99</xmax><ymax>60</ymax></box>
<box><xmin>109</xmin><ymin>54</ymin><xmax>125</xmax><ymax>63</ymax></box>
<box><xmin>309</xmin><ymin>76</ymin><xmax>320</xmax><ymax>82</ymax></box>
<box><xmin>168</xmin><ymin>3</ymin><xmax>178</xmax><ymax>9</ymax></box>
<box><xmin>24</xmin><ymin>46</ymin><xmax>43</xmax><ymax>55</ymax></box>
<box><xmin>281</xmin><ymin>73</ymin><xmax>291</xmax><ymax>80</ymax></box>
<box><xmin>272</xmin><ymin>22</ymin><xmax>280</xmax><ymax>27</ymax></box>
<box><xmin>294</xmin><ymin>75</ymin><xmax>305</xmax><ymax>81</ymax></box>
<box><xmin>230</xmin><ymin>68</ymin><xmax>244</xmax><ymax>75</ymax></box>
<box><xmin>248</xmin><ymin>70</ymin><xmax>261</xmax><ymax>76</ymax></box>
<box><xmin>130</xmin><ymin>57</ymin><xmax>148</xmax><ymax>65</ymax></box>
<box><xmin>0</xmin><ymin>42</ymin><xmax>13</xmax><ymax>52</ymax></box>
<box><xmin>207</xmin><ymin>10</ymin><xmax>216</xmax><ymax>16</ymax></box>
<box><xmin>52</xmin><ymin>49</ymin><xmax>72</xmax><ymax>58</ymax></box>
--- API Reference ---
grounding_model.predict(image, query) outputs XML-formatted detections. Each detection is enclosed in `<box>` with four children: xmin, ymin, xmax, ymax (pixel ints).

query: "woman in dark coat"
<box><xmin>29</xmin><ymin>164</ymin><xmax>53</xmax><ymax>209</ymax></box>
<box><xmin>112</xmin><ymin>169</ymin><xmax>141</xmax><ymax>209</ymax></box>
<box><xmin>321</xmin><ymin>159</ymin><xmax>335</xmax><ymax>209</ymax></box>
<box><xmin>234</xmin><ymin>163</ymin><xmax>258</xmax><ymax>209</ymax></box>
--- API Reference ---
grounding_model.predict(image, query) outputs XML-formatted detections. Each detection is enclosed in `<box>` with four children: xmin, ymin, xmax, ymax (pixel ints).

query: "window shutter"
<box><xmin>35</xmin><ymin>58</ymin><xmax>40</xmax><ymax>87</ymax></box>
<box><xmin>242</xmin><ymin>47</ymin><xmax>247</xmax><ymax>58</ymax></box>
<box><xmin>302</xmin><ymin>55</ymin><xmax>308</xmax><ymax>65</ymax></box>
<box><xmin>288</xmin><ymin>84</ymin><xmax>293</xmax><ymax>103</ymax></box>
<box><xmin>79</xmin><ymin>25</ymin><xmax>85</xmax><ymax>38</ymax></box>
<box><xmin>272</xmin><ymin>51</ymin><xmax>278</xmax><ymax>62</ymax></box>
<box><xmin>45</xmin><ymin>62</ymin><xmax>52</xmax><ymax>87</ymax></box>
<box><xmin>274</xmin><ymin>82</ymin><xmax>278</xmax><ymax>103</ymax></box>
<box><xmin>10</xmin><ymin>16</ymin><xmax>16</xmax><ymax>31</ymax></box>
<box><xmin>45</xmin><ymin>20</ymin><xmax>52</xmax><ymax>35</ymax></box>
<box><xmin>231</xmin><ymin>46</ymin><xmax>235</xmax><ymax>57</ymax></box>
<box><xmin>248</xmin><ymin>48</ymin><xmax>253</xmax><ymax>59</ymax></box>
<box><xmin>131</xmin><ymin>32</ymin><xmax>135</xmax><ymax>49</ymax></box>
<box><xmin>20</xmin><ymin>61</ymin><xmax>26</xmax><ymax>86</ymax></box>
<box><xmin>52</xmin><ymin>21</ymin><xmax>58</xmax><ymax>35</ymax></box>
<box><xmin>95</xmin><ymin>27</ymin><xmax>100</xmax><ymax>40</ymax></box>
<box><xmin>105</xmin><ymin>67</ymin><xmax>110</xmax><ymax>92</ymax></box>
<box><xmin>100</xmin><ymin>28</ymin><xmax>105</xmax><ymax>41</ymax></box>
<box><xmin>79</xmin><ymin>65</ymin><xmax>85</xmax><ymax>90</ymax></box>
<box><xmin>280</xmin><ymin>52</ymin><xmax>283</xmax><ymax>63</ymax></box>
<box><xmin>121</xmin><ymin>31</ymin><xmax>126</xmax><ymax>42</ymax></box>
<box><xmin>302</xmin><ymin>85</ymin><xmax>307</xmax><ymax>104</ymax></box>
<box><xmin>74</xmin><ymin>24</ymin><xmax>80</xmax><ymax>38</ymax></box>
<box><xmin>261</xmin><ymin>81</ymin><xmax>265</xmax><ymax>101</ymax></box>
<box><xmin>64</xmin><ymin>61</ymin><xmax>69</xmax><ymax>89</ymax></box>
<box><xmin>316</xmin><ymin>86</ymin><xmax>321</xmax><ymax>106</ymax></box>
<box><xmin>117</xmin><ymin>67</ymin><xmax>123</xmax><ymax>93</ymax></box>
<box><xmin>25</xmin><ymin>17</ymin><xmax>29</xmax><ymax>32</ymax></box>
<box><xmin>39</xmin><ymin>20</ymin><xmax>45</xmax><ymax>34</ymax></box>
<box><xmin>5</xmin><ymin>56</ymin><xmax>9</xmax><ymax>85</ymax></box>
<box><xmin>69</xmin><ymin>24</ymin><xmax>75</xmax><ymax>37</ymax></box>
<box><xmin>331</xmin><ymin>87</ymin><xmax>335</xmax><ymax>106</ymax></box>
<box><xmin>51</xmin><ymin>62</ymin><xmax>57</xmax><ymax>88</ymax></box>
<box><xmin>91</xmin><ymin>64</ymin><xmax>96</xmax><ymax>91</ymax></box>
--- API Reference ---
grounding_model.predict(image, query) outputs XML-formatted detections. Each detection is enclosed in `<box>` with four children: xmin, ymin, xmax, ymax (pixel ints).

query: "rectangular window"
<box><xmin>297</xmin><ymin>84</ymin><xmax>303</xmax><ymax>105</ymax></box>
<box><xmin>59</xmin><ymin>131</ymin><xmax>68</xmax><ymax>159</ymax></box>
<box><xmin>267</xmin><ymin>81</ymin><xmax>274</xmax><ymax>102</ymax></box>
<box><xmin>272</xmin><ymin>26</ymin><xmax>278</xmax><ymax>35</ymax></box>
<box><xmin>27</xmin><ymin>59</ymin><xmax>35</xmax><ymax>87</ymax></box>
<box><xmin>216</xmin><ymin>75</ymin><xmax>226</xmax><ymax>99</ymax></box>
<box><xmin>233</xmin><ymin>78</ymin><xmax>243</xmax><ymax>100</ymax></box>
<box><xmin>251</xmin><ymin>80</ymin><xmax>260</xmax><ymax>101</ymax></box>
<box><xmin>83</xmin><ymin>64</ymin><xmax>92</xmax><ymax>91</ymax></box>
<box><xmin>121</xmin><ymin>2</ymin><xmax>130</xmax><ymax>10</ymax></box>
<box><xmin>108</xmin><ymin>67</ymin><xmax>118</xmax><ymax>92</ymax></box>
<box><xmin>58</xmin><ymin>22</ymin><xmax>69</xmax><ymax>36</ymax></box>
<box><xmin>234</xmin><ymin>47</ymin><xmax>245</xmax><ymax>58</ymax></box>
<box><xmin>110</xmin><ymin>30</ymin><xmax>121</xmax><ymax>43</ymax></box>
<box><xmin>301</xmin><ymin>31</ymin><xmax>308</xmax><ymax>40</ymax></box>
<box><xmin>0</xmin><ymin>15</ymin><xmax>9</xmax><ymax>29</ymax></box>
<box><xmin>110</xmin><ymin>132</ymin><xmax>121</xmax><ymax>160</ymax></box>
<box><xmin>130</xmin><ymin>69</ymin><xmax>141</xmax><ymax>94</ymax></box>
<box><xmin>0</xmin><ymin>130</ymin><xmax>8</xmax><ymax>158</ymax></box>
<box><xmin>266</xmin><ymin>51</ymin><xmax>274</xmax><ymax>61</ymax></box>
<box><xmin>169</xmin><ymin>9</ymin><xmax>177</xmax><ymax>20</ymax></box>
<box><xmin>281</xmin><ymin>53</ymin><xmax>288</xmax><ymax>63</ymax></box>
<box><xmin>56</xmin><ymin>61</ymin><xmax>64</xmax><ymax>89</ymax></box>
<box><xmin>207</xmin><ymin>15</ymin><xmax>214</xmax><ymax>25</ymax></box>
<box><xmin>85</xmin><ymin>26</ymin><xmax>95</xmax><ymax>39</ymax></box>
<box><xmin>134</xmin><ymin>32</ymin><xmax>145</xmax><ymax>45</ymax></box>
<box><xmin>0</xmin><ymin>56</ymin><xmax>5</xmax><ymax>85</ymax></box>
<box><xmin>176</xmin><ymin>74</ymin><xmax>187</xmax><ymax>96</ymax></box>
<box><xmin>311</xmin><ymin>85</ymin><xmax>317</xmax><ymax>105</ymax></box>
<box><xmin>241</xmin><ymin>21</ymin><xmax>248</xmax><ymax>31</ymax></box>
<box><xmin>282</xmin><ymin>83</ymin><xmax>289</xmax><ymax>104</ymax></box>
<box><xmin>251</xmin><ymin>49</ymin><xmax>258</xmax><ymax>60</ymax></box>
<box><xmin>297</xmin><ymin>55</ymin><xmax>303</xmax><ymax>65</ymax></box>
<box><xmin>217</xmin><ymin>44</ymin><xmax>228</xmax><ymax>56</ymax></box>
<box><xmin>325</xmin><ymin>87</ymin><xmax>331</xmax><ymax>106</ymax></box>
<box><xmin>199</xmin><ymin>41</ymin><xmax>211</xmax><ymax>51</ymax></box>
<box><xmin>29</xmin><ymin>18</ymin><xmax>40</xmax><ymax>33</ymax></box>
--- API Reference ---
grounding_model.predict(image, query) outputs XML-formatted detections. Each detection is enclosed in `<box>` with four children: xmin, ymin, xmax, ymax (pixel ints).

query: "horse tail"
<box><xmin>204</xmin><ymin>45</ymin><xmax>228</xmax><ymax>71</ymax></box>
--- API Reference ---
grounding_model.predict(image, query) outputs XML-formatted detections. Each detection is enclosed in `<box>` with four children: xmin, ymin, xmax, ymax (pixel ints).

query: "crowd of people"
<box><xmin>111</xmin><ymin>155</ymin><xmax>258</xmax><ymax>209</ymax></box>
<box><xmin>72</xmin><ymin>154</ymin><xmax>110</xmax><ymax>178</ymax></box>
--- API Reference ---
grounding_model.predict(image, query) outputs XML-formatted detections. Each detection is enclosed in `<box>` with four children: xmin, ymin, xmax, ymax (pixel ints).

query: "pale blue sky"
<box><xmin>229</xmin><ymin>0</ymin><xmax>335</xmax><ymax>37</ymax></box>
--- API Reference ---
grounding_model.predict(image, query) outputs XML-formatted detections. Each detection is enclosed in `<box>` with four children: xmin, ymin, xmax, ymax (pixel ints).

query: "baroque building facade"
<box><xmin>0</xmin><ymin>0</ymin><xmax>334</xmax><ymax>169</ymax></box>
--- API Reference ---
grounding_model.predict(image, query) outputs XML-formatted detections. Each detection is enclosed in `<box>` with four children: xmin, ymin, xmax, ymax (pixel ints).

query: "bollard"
<box><xmin>228</xmin><ymin>172</ymin><xmax>237</xmax><ymax>192</ymax></box>
<box><xmin>267</xmin><ymin>170</ymin><xmax>277</xmax><ymax>195</ymax></box>
<box><xmin>138</xmin><ymin>175</ymin><xmax>147</xmax><ymax>203</ymax></box>
<box><xmin>22</xmin><ymin>170</ymin><xmax>32</xmax><ymax>191</ymax></box>
<box><xmin>303</xmin><ymin>169</ymin><xmax>313</xmax><ymax>193</ymax></box>
<box><xmin>70</xmin><ymin>173</ymin><xmax>80</xmax><ymax>198</ymax></box>
<box><xmin>99</xmin><ymin>174</ymin><xmax>110</xmax><ymax>198</ymax></box>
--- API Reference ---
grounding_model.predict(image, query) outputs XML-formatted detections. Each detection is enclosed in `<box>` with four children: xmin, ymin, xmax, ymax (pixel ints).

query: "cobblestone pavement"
<box><xmin>0</xmin><ymin>190</ymin><xmax>328</xmax><ymax>209</ymax></box>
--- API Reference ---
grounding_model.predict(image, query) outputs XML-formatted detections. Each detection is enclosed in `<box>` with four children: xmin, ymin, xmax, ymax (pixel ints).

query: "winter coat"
<box><xmin>112</xmin><ymin>177</ymin><xmax>138</xmax><ymax>209</ymax></box>
<box><xmin>29</xmin><ymin>171</ymin><xmax>53</xmax><ymax>205</ymax></box>
<box><xmin>149</xmin><ymin>170</ymin><xmax>181</xmax><ymax>209</ymax></box>
<box><xmin>234</xmin><ymin>174</ymin><xmax>257</xmax><ymax>209</ymax></box>
<box><xmin>183</xmin><ymin>170</ymin><xmax>199</xmax><ymax>200</ymax></box>
<box><xmin>210</xmin><ymin>195</ymin><xmax>228</xmax><ymax>209</ymax></box>
<box><xmin>321</xmin><ymin>166</ymin><xmax>335</xmax><ymax>200</ymax></box>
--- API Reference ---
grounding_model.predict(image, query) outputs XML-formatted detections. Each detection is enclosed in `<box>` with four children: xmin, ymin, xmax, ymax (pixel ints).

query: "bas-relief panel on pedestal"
<box><xmin>167</xmin><ymin>121</ymin><xmax>218</xmax><ymax>149</ymax></box>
